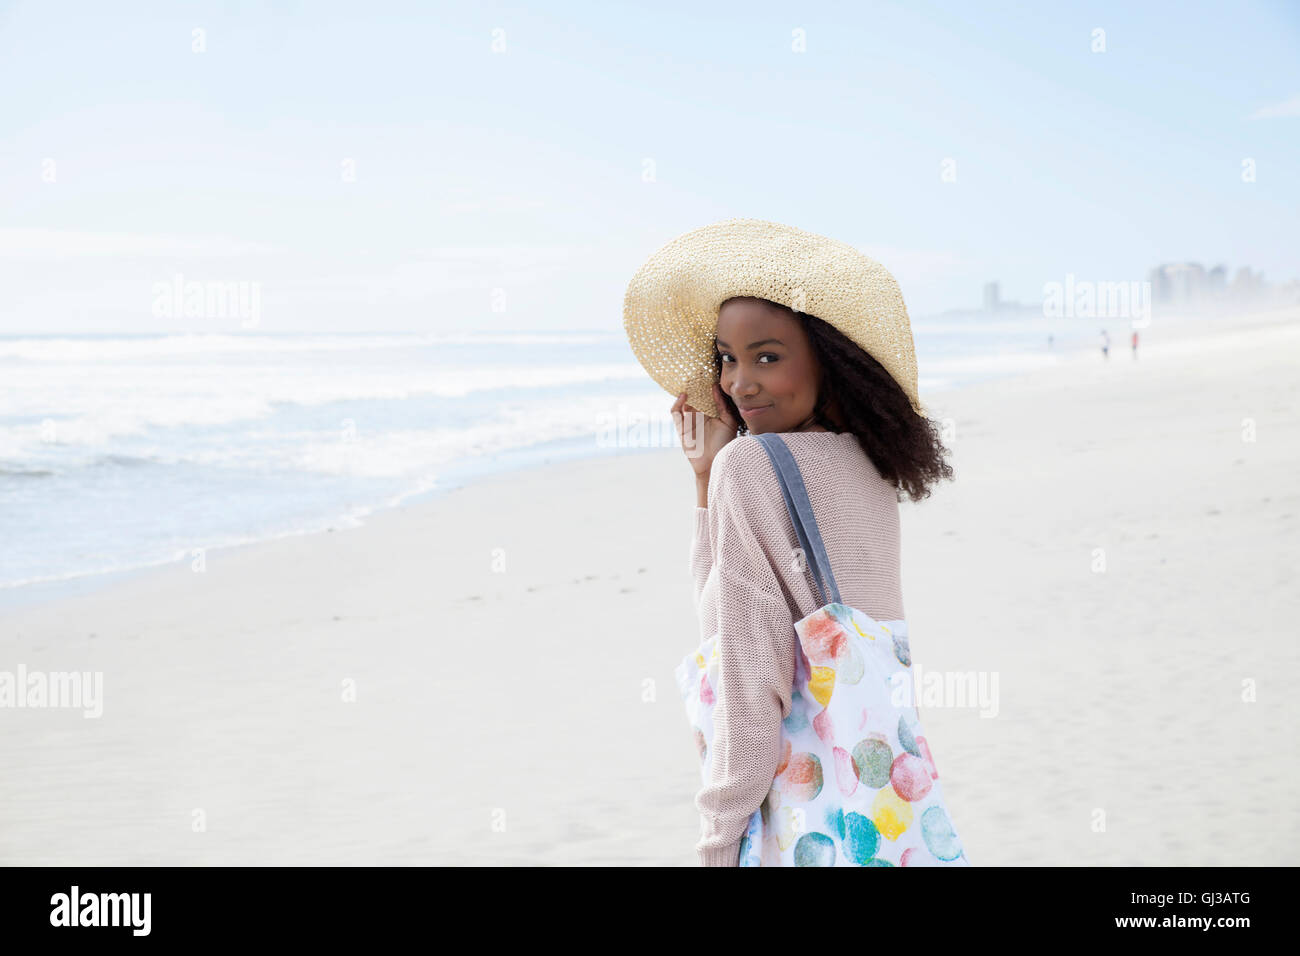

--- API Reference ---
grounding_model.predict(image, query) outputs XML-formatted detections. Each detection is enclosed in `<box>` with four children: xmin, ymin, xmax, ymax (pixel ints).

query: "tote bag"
<box><xmin>675</xmin><ymin>432</ymin><xmax>971</xmax><ymax>867</ymax></box>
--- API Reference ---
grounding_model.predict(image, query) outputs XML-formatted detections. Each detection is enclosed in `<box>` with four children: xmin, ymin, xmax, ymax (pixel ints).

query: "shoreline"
<box><xmin>6</xmin><ymin>303</ymin><xmax>1291</xmax><ymax>615</ymax></box>
<box><xmin>0</xmin><ymin>431</ymin><xmax>669</xmax><ymax>615</ymax></box>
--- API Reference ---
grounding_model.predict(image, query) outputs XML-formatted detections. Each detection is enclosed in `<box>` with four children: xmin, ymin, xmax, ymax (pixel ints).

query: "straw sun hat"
<box><xmin>622</xmin><ymin>217</ymin><xmax>925</xmax><ymax>420</ymax></box>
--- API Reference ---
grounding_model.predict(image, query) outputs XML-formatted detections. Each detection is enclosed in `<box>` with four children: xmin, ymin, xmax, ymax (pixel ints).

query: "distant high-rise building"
<box><xmin>982</xmin><ymin>281</ymin><xmax>1000</xmax><ymax>312</ymax></box>
<box><xmin>1230</xmin><ymin>267</ymin><xmax>1262</xmax><ymax>301</ymax></box>
<box><xmin>1148</xmin><ymin>260</ymin><xmax>1280</xmax><ymax>312</ymax></box>
<box><xmin>1208</xmin><ymin>265</ymin><xmax>1227</xmax><ymax>294</ymax></box>
<box><xmin>1148</xmin><ymin>266</ymin><xmax>1171</xmax><ymax>304</ymax></box>
<box><xmin>1165</xmin><ymin>262</ymin><xmax>1207</xmax><ymax>304</ymax></box>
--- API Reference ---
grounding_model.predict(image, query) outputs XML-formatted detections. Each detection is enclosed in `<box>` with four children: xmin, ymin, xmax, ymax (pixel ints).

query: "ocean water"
<box><xmin>0</xmin><ymin>314</ymin><xmax>1100</xmax><ymax>606</ymax></box>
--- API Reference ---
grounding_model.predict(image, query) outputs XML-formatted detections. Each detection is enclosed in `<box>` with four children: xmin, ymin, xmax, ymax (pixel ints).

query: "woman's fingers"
<box><xmin>712</xmin><ymin>383</ymin><xmax>739</xmax><ymax>430</ymax></box>
<box><xmin>673</xmin><ymin>392</ymin><xmax>698</xmax><ymax>447</ymax></box>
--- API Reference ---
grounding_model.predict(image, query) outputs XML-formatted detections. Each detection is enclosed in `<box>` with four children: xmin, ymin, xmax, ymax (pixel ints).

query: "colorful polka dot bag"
<box><xmin>675</xmin><ymin>432</ymin><xmax>971</xmax><ymax>867</ymax></box>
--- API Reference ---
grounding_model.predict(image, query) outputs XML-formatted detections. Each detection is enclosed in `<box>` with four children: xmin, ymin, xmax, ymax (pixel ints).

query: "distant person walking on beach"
<box><xmin>1100</xmin><ymin>329</ymin><xmax>1110</xmax><ymax>360</ymax></box>
<box><xmin>1131</xmin><ymin>329</ymin><xmax>1139</xmax><ymax>358</ymax></box>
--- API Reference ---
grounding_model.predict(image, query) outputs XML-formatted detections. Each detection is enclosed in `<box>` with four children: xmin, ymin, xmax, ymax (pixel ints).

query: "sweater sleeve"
<box><xmin>689</xmin><ymin>506</ymin><xmax>713</xmax><ymax>612</ymax></box>
<box><xmin>693</xmin><ymin>442</ymin><xmax>796</xmax><ymax>867</ymax></box>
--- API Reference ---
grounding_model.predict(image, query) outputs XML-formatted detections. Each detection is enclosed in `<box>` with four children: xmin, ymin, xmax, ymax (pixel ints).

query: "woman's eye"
<box><xmin>758</xmin><ymin>353</ymin><xmax>777</xmax><ymax>363</ymax></box>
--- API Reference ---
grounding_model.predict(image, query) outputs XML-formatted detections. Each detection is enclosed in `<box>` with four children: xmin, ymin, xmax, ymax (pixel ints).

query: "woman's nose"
<box><xmin>728</xmin><ymin>373</ymin><xmax>755</xmax><ymax>397</ymax></box>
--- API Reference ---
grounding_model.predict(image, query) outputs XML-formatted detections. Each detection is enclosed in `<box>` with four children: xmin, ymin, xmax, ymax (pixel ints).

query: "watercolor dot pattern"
<box><xmin>676</xmin><ymin>604</ymin><xmax>971</xmax><ymax>867</ymax></box>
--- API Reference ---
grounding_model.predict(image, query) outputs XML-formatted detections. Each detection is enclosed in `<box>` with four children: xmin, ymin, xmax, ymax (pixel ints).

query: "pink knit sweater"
<box><xmin>687</xmin><ymin>430</ymin><xmax>905</xmax><ymax>866</ymax></box>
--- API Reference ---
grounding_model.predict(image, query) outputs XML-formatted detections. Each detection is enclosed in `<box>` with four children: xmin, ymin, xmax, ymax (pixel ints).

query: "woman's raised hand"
<box><xmin>672</xmin><ymin>383</ymin><xmax>740</xmax><ymax>479</ymax></box>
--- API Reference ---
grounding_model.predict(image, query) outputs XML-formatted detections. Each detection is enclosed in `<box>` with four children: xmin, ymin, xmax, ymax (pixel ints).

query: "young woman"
<box><xmin>625</xmin><ymin>219</ymin><xmax>956</xmax><ymax>866</ymax></box>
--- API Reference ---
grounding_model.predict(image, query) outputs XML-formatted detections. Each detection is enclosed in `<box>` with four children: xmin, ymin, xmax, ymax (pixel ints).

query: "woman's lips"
<box><xmin>739</xmin><ymin>405</ymin><xmax>772</xmax><ymax>418</ymax></box>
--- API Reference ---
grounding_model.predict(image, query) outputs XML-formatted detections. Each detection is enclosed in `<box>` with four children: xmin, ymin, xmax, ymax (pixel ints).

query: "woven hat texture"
<box><xmin>623</xmin><ymin>217</ymin><xmax>924</xmax><ymax>419</ymax></box>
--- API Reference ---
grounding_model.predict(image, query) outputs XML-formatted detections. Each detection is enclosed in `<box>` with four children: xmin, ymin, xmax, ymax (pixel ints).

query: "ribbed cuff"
<box><xmin>698</xmin><ymin>841</ymin><xmax>741</xmax><ymax>867</ymax></box>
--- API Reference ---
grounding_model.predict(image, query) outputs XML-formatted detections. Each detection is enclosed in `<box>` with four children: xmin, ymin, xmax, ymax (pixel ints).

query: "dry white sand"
<box><xmin>1</xmin><ymin>308</ymin><xmax>1297</xmax><ymax>865</ymax></box>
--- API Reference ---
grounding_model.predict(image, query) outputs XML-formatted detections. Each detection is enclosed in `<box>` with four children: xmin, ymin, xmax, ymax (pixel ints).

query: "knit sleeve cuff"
<box><xmin>689</xmin><ymin>506</ymin><xmax>714</xmax><ymax>608</ymax></box>
<box><xmin>693</xmin><ymin>505</ymin><xmax>710</xmax><ymax>533</ymax></box>
<box><xmin>698</xmin><ymin>840</ymin><xmax>741</xmax><ymax>867</ymax></box>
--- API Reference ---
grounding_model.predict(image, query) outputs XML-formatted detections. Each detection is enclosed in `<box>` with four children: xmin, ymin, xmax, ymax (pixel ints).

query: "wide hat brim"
<box><xmin>623</xmin><ymin>217</ymin><xmax>925</xmax><ymax>420</ymax></box>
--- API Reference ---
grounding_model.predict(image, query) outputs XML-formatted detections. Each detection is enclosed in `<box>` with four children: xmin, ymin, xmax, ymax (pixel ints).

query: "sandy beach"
<box><xmin>2</xmin><ymin>308</ymin><xmax>1298</xmax><ymax>866</ymax></box>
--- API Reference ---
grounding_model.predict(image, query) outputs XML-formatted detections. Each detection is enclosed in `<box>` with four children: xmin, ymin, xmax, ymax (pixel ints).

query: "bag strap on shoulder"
<box><xmin>754</xmin><ymin>432</ymin><xmax>842</xmax><ymax>606</ymax></box>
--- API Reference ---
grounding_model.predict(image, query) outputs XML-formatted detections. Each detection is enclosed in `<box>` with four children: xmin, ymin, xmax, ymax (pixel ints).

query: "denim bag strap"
<box><xmin>754</xmin><ymin>432</ymin><xmax>842</xmax><ymax>607</ymax></box>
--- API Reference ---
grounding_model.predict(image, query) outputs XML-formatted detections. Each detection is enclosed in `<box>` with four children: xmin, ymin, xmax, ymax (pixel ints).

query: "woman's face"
<box><xmin>715</xmin><ymin>298</ymin><xmax>826</xmax><ymax>434</ymax></box>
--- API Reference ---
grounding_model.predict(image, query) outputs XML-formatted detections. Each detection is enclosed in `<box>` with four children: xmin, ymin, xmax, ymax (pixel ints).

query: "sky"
<box><xmin>0</xmin><ymin>0</ymin><xmax>1297</xmax><ymax>334</ymax></box>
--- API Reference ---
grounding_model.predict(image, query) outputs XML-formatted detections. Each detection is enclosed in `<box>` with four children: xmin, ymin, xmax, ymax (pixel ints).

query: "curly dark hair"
<box><xmin>714</xmin><ymin>297</ymin><xmax>954</xmax><ymax>503</ymax></box>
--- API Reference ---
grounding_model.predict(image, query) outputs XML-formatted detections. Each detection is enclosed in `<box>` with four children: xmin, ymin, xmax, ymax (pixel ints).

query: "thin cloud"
<box><xmin>1246</xmin><ymin>93</ymin><xmax>1300</xmax><ymax>120</ymax></box>
<box><xmin>0</xmin><ymin>230</ymin><xmax>282</xmax><ymax>259</ymax></box>
<box><xmin>857</xmin><ymin>244</ymin><xmax>972</xmax><ymax>276</ymax></box>
<box><xmin>443</xmin><ymin>194</ymin><xmax>549</xmax><ymax>214</ymax></box>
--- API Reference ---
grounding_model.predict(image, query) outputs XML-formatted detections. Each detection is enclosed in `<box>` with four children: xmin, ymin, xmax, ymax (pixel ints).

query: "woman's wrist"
<box><xmin>695</xmin><ymin>472</ymin><xmax>710</xmax><ymax>508</ymax></box>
